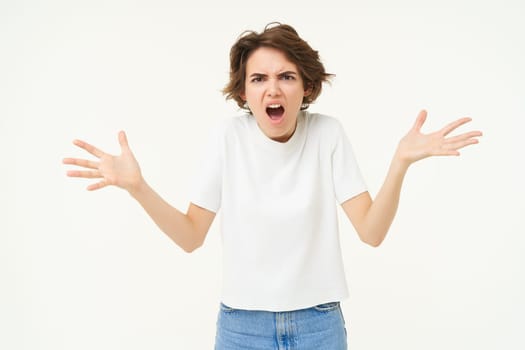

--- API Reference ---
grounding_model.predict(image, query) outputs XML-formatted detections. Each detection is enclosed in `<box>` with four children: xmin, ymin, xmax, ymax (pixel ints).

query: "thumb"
<box><xmin>118</xmin><ymin>130</ymin><xmax>130</xmax><ymax>150</ymax></box>
<box><xmin>412</xmin><ymin>109</ymin><xmax>427</xmax><ymax>132</ymax></box>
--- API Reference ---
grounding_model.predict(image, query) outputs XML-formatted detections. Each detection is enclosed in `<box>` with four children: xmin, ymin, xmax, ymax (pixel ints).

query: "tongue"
<box><xmin>267</xmin><ymin>106</ymin><xmax>285</xmax><ymax>119</ymax></box>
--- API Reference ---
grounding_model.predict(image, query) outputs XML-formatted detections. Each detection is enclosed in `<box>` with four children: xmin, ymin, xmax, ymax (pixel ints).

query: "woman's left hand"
<box><xmin>395</xmin><ymin>110</ymin><xmax>482</xmax><ymax>167</ymax></box>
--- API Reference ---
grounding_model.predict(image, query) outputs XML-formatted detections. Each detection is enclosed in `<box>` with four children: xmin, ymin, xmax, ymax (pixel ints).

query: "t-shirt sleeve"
<box><xmin>331</xmin><ymin>121</ymin><xmax>368</xmax><ymax>204</ymax></box>
<box><xmin>189</xmin><ymin>123</ymin><xmax>223</xmax><ymax>213</ymax></box>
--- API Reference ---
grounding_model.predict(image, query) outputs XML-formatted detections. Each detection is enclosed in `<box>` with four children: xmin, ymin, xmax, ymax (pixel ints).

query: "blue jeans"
<box><xmin>215</xmin><ymin>302</ymin><xmax>348</xmax><ymax>349</ymax></box>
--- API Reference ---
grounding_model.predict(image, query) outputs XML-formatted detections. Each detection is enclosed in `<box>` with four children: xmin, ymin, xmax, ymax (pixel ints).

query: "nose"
<box><xmin>266</xmin><ymin>79</ymin><xmax>282</xmax><ymax>97</ymax></box>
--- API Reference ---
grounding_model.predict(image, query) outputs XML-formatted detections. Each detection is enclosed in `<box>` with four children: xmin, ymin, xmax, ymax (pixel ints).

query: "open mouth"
<box><xmin>266</xmin><ymin>104</ymin><xmax>285</xmax><ymax>122</ymax></box>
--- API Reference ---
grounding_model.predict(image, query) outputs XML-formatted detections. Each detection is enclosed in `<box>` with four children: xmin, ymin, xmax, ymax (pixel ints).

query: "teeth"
<box><xmin>268</xmin><ymin>104</ymin><xmax>281</xmax><ymax>108</ymax></box>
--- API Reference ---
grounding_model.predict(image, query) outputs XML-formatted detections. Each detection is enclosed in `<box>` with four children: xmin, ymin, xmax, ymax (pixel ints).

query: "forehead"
<box><xmin>246</xmin><ymin>47</ymin><xmax>299</xmax><ymax>74</ymax></box>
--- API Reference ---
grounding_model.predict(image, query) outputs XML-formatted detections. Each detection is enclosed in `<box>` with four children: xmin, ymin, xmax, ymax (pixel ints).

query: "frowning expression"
<box><xmin>241</xmin><ymin>47</ymin><xmax>311</xmax><ymax>143</ymax></box>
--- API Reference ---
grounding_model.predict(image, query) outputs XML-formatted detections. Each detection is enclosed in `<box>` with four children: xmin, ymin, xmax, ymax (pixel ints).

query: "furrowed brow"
<box><xmin>249</xmin><ymin>73</ymin><xmax>267</xmax><ymax>78</ymax></box>
<box><xmin>278</xmin><ymin>71</ymin><xmax>298</xmax><ymax>77</ymax></box>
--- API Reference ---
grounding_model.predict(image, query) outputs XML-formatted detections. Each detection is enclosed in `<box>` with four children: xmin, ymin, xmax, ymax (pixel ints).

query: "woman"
<box><xmin>63</xmin><ymin>23</ymin><xmax>481</xmax><ymax>349</ymax></box>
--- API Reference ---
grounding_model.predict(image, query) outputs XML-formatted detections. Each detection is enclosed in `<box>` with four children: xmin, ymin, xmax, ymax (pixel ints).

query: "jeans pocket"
<box><xmin>313</xmin><ymin>301</ymin><xmax>340</xmax><ymax>312</ymax></box>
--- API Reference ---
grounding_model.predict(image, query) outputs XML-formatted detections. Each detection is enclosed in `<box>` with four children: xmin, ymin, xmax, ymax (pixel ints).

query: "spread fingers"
<box><xmin>62</xmin><ymin>157</ymin><xmax>99</xmax><ymax>169</ymax></box>
<box><xmin>72</xmin><ymin>139</ymin><xmax>104</xmax><ymax>158</ymax></box>
<box><xmin>66</xmin><ymin>170</ymin><xmax>102</xmax><ymax>178</ymax></box>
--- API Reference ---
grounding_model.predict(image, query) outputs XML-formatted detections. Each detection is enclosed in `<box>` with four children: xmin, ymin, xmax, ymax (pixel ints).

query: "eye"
<box><xmin>281</xmin><ymin>74</ymin><xmax>295</xmax><ymax>81</ymax></box>
<box><xmin>250</xmin><ymin>76</ymin><xmax>263</xmax><ymax>83</ymax></box>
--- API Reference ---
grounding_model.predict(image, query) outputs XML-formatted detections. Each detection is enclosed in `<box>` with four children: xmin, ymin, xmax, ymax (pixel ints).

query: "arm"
<box><xmin>342</xmin><ymin>110</ymin><xmax>482</xmax><ymax>247</ymax></box>
<box><xmin>63</xmin><ymin>131</ymin><xmax>215</xmax><ymax>253</ymax></box>
<box><xmin>130</xmin><ymin>182</ymin><xmax>215</xmax><ymax>253</ymax></box>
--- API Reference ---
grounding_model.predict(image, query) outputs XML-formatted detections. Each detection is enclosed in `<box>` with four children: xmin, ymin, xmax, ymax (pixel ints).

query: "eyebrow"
<box><xmin>248</xmin><ymin>71</ymin><xmax>298</xmax><ymax>78</ymax></box>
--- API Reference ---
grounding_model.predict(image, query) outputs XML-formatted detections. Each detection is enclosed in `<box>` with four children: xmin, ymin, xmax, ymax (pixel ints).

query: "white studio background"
<box><xmin>1</xmin><ymin>0</ymin><xmax>523</xmax><ymax>349</ymax></box>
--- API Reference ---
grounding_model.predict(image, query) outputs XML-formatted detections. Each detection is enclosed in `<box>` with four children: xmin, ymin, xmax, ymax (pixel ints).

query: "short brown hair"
<box><xmin>223</xmin><ymin>23</ymin><xmax>334</xmax><ymax>111</ymax></box>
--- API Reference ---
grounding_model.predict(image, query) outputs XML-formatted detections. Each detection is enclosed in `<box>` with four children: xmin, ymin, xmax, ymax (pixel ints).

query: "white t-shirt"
<box><xmin>191</xmin><ymin>111</ymin><xmax>367</xmax><ymax>311</ymax></box>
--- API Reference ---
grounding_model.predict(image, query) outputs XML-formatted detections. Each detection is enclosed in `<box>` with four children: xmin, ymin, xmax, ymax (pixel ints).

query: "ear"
<box><xmin>304</xmin><ymin>84</ymin><xmax>313</xmax><ymax>97</ymax></box>
<box><xmin>240</xmin><ymin>92</ymin><xmax>246</xmax><ymax>101</ymax></box>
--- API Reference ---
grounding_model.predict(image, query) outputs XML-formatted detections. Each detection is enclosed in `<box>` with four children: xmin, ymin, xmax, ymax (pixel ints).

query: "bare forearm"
<box><xmin>129</xmin><ymin>180</ymin><xmax>199</xmax><ymax>252</ymax></box>
<box><xmin>360</xmin><ymin>158</ymin><xmax>409</xmax><ymax>246</ymax></box>
<box><xmin>345</xmin><ymin>111</ymin><xmax>481</xmax><ymax>247</ymax></box>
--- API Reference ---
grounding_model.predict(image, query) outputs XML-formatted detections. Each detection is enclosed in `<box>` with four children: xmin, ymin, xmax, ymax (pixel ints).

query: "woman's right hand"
<box><xmin>63</xmin><ymin>131</ymin><xmax>143</xmax><ymax>192</ymax></box>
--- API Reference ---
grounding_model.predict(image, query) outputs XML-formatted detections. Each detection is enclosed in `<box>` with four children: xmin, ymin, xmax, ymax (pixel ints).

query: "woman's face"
<box><xmin>241</xmin><ymin>47</ymin><xmax>311</xmax><ymax>143</ymax></box>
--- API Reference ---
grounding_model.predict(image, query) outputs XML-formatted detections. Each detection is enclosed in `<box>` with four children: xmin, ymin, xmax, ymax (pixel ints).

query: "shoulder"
<box><xmin>305</xmin><ymin>112</ymin><xmax>345</xmax><ymax>132</ymax></box>
<box><xmin>206</xmin><ymin>114</ymin><xmax>252</xmax><ymax>147</ymax></box>
<box><xmin>304</xmin><ymin>112</ymin><xmax>346</xmax><ymax>141</ymax></box>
